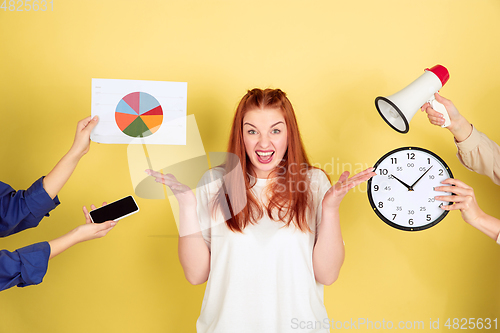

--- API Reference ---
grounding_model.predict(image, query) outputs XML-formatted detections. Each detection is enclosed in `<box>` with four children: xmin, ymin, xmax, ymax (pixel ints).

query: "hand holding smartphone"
<box><xmin>89</xmin><ymin>195</ymin><xmax>139</xmax><ymax>223</ymax></box>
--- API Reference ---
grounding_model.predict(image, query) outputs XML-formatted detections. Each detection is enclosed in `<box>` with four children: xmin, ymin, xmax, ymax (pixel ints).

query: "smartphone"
<box><xmin>89</xmin><ymin>195</ymin><xmax>139</xmax><ymax>223</ymax></box>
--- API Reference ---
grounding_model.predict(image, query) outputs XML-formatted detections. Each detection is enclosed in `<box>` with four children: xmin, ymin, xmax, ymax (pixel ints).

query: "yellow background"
<box><xmin>1</xmin><ymin>0</ymin><xmax>499</xmax><ymax>332</ymax></box>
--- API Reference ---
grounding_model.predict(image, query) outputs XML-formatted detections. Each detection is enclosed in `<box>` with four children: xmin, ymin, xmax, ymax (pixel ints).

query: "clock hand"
<box><xmin>389</xmin><ymin>174</ymin><xmax>413</xmax><ymax>191</ymax></box>
<box><xmin>410</xmin><ymin>165</ymin><xmax>433</xmax><ymax>189</ymax></box>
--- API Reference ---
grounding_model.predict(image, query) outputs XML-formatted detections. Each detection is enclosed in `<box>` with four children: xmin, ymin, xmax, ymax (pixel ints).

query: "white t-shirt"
<box><xmin>195</xmin><ymin>168</ymin><xmax>333</xmax><ymax>333</ymax></box>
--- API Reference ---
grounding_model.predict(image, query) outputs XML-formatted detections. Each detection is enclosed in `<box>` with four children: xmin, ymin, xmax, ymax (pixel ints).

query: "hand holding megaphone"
<box><xmin>428</xmin><ymin>95</ymin><xmax>451</xmax><ymax>128</ymax></box>
<box><xmin>375</xmin><ymin>65</ymin><xmax>451</xmax><ymax>133</ymax></box>
<box><xmin>421</xmin><ymin>92</ymin><xmax>458</xmax><ymax>128</ymax></box>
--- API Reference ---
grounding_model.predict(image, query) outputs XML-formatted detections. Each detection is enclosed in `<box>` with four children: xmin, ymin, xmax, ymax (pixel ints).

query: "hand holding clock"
<box><xmin>368</xmin><ymin>147</ymin><xmax>454</xmax><ymax>231</ymax></box>
<box><xmin>435</xmin><ymin>178</ymin><xmax>500</xmax><ymax>241</ymax></box>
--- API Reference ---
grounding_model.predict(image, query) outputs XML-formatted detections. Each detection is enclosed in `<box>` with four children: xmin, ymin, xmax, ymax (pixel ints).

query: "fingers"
<box><xmin>422</xmin><ymin>105</ymin><xmax>445</xmax><ymax>125</ymax></box>
<box><xmin>100</xmin><ymin>220</ymin><xmax>117</xmax><ymax>230</ymax></box>
<box><xmin>333</xmin><ymin>168</ymin><xmax>376</xmax><ymax>194</ymax></box>
<box><xmin>146</xmin><ymin>169</ymin><xmax>168</xmax><ymax>181</ymax></box>
<box><xmin>83</xmin><ymin>203</ymin><xmax>105</xmax><ymax>212</ymax></box>
<box><xmin>439</xmin><ymin>202</ymin><xmax>465</xmax><ymax>211</ymax></box>
<box><xmin>346</xmin><ymin>167</ymin><xmax>376</xmax><ymax>185</ymax></box>
<box><xmin>421</xmin><ymin>102</ymin><xmax>431</xmax><ymax>112</ymax></box>
<box><xmin>435</xmin><ymin>185</ymin><xmax>472</xmax><ymax>198</ymax></box>
<box><xmin>435</xmin><ymin>178</ymin><xmax>473</xmax><ymax>197</ymax></box>
<box><xmin>337</xmin><ymin>171</ymin><xmax>350</xmax><ymax>184</ymax></box>
<box><xmin>83</xmin><ymin>202</ymin><xmax>107</xmax><ymax>224</ymax></box>
<box><xmin>434</xmin><ymin>178</ymin><xmax>476</xmax><ymax>210</ymax></box>
<box><xmin>82</xmin><ymin>205</ymin><xmax>91</xmax><ymax>224</ymax></box>
<box><xmin>145</xmin><ymin>169</ymin><xmax>180</xmax><ymax>187</ymax></box>
<box><xmin>145</xmin><ymin>169</ymin><xmax>159</xmax><ymax>177</ymax></box>
<box><xmin>438</xmin><ymin>178</ymin><xmax>472</xmax><ymax>189</ymax></box>
<box><xmin>436</xmin><ymin>194</ymin><xmax>468</xmax><ymax>203</ymax></box>
<box><xmin>421</xmin><ymin>95</ymin><xmax>452</xmax><ymax>126</ymax></box>
<box><xmin>76</xmin><ymin>116</ymin><xmax>92</xmax><ymax>130</ymax></box>
<box><xmin>434</xmin><ymin>92</ymin><xmax>450</xmax><ymax>106</ymax></box>
<box><xmin>428</xmin><ymin>112</ymin><xmax>446</xmax><ymax>126</ymax></box>
<box><xmin>88</xmin><ymin>220</ymin><xmax>117</xmax><ymax>239</ymax></box>
<box><xmin>78</xmin><ymin>116</ymin><xmax>99</xmax><ymax>132</ymax></box>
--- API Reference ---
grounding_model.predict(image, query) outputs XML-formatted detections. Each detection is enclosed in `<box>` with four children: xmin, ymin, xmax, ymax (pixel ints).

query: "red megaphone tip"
<box><xmin>425</xmin><ymin>65</ymin><xmax>450</xmax><ymax>86</ymax></box>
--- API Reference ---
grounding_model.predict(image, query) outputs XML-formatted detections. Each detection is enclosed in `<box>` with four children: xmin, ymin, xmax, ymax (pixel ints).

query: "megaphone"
<box><xmin>375</xmin><ymin>65</ymin><xmax>451</xmax><ymax>133</ymax></box>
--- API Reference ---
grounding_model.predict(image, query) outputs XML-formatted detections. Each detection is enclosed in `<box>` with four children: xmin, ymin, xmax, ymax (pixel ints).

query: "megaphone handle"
<box><xmin>429</xmin><ymin>98</ymin><xmax>451</xmax><ymax>128</ymax></box>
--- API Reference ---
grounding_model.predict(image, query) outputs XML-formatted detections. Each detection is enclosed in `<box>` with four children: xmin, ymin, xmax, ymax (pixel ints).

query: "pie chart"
<box><xmin>115</xmin><ymin>92</ymin><xmax>163</xmax><ymax>138</ymax></box>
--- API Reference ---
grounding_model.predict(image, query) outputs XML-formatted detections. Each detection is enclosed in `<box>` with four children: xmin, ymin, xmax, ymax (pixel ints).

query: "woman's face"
<box><xmin>242</xmin><ymin>108</ymin><xmax>288</xmax><ymax>179</ymax></box>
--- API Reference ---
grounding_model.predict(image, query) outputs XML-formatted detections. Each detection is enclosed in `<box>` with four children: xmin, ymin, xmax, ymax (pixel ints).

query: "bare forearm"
<box><xmin>48</xmin><ymin>220</ymin><xmax>116</xmax><ymax>260</ymax></box>
<box><xmin>449</xmin><ymin>115</ymin><xmax>473</xmax><ymax>143</ymax></box>
<box><xmin>178</xmin><ymin>234</ymin><xmax>210</xmax><ymax>284</ymax></box>
<box><xmin>470</xmin><ymin>213</ymin><xmax>500</xmax><ymax>241</ymax></box>
<box><xmin>48</xmin><ymin>229</ymin><xmax>79</xmax><ymax>259</ymax></box>
<box><xmin>177</xmin><ymin>206</ymin><xmax>210</xmax><ymax>285</ymax></box>
<box><xmin>43</xmin><ymin>150</ymin><xmax>82</xmax><ymax>199</ymax></box>
<box><xmin>312</xmin><ymin>207</ymin><xmax>345</xmax><ymax>285</ymax></box>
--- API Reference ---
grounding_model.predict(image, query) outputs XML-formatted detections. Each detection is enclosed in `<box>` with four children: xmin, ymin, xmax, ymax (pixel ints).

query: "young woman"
<box><xmin>147</xmin><ymin>88</ymin><xmax>375</xmax><ymax>332</ymax></box>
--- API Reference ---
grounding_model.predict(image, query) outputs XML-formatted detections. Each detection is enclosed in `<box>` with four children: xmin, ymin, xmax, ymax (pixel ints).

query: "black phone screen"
<box><xmin>89</xmin><ymin>196</ymin><xmax>139</xmax><ymax>223</ymax></box>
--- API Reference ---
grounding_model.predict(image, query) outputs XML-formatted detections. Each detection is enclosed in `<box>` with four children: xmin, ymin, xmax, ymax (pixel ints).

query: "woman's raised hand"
<box><xmin>322</xmin><ymin>167</ymin><xmax>376</xmax><ymax>210</ymax></box>
<box><xmin>145</xmin><ymin>169</ymin><xmax>197</xmax><ymax>207</ymax></box>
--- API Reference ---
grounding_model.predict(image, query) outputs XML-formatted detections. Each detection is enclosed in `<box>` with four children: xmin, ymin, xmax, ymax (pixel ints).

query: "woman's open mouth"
<box><xmin>256</xmin><ymin>151</ymin><xmax>274</xmax><ymax>164</ymax></box>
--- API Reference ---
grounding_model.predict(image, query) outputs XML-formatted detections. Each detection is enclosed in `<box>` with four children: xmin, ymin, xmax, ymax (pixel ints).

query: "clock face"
<box><xmin>368</xmin><ymin>147</ymin><xmax>454</xmax><ymax>231</ymax></box>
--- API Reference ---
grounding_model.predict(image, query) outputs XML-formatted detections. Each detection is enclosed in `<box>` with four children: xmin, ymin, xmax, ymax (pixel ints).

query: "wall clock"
<box><xmin>368</xmin><ymin>147</ymin><xmax>453</xmax><ymax>231</ymax></box>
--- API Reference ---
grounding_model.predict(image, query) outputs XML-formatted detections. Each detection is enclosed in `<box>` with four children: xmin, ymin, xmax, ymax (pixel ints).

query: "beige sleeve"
<box><xmin>497</xmin><ymin>233</ymin><xmax>500</xmax><ymax>245</ymax></box>
<box><xmin>455</xmin><ymin>126</ymin><xmax>500</xmax><ymax>185</ymax></box>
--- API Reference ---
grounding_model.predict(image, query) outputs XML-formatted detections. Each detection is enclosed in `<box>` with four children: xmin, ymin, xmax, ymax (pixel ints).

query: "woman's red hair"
<box><xmin>212</xmin><ymin>88</ymin><xmax>326</xmax><ymax>233</ymax></box>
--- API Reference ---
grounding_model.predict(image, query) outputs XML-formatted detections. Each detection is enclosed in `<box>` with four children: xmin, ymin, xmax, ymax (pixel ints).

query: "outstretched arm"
<box><xmin>43</xmin><ymin>116</ymin><xmax>99</xmax><ymax>199</ymax></box>
<box><xmin>0</xmin><ymin>203</ymin><xmax>116</xmax><ymax>291</ymax></box>
<box><xmin>48</xmin><ymin>203</ymin><xmax>116</xmax><ymax>259</ymax></box>
<box><xmin>146</xmin><ymin>170</ymin><xmax>210</xmax><ymax>285</ymax></box>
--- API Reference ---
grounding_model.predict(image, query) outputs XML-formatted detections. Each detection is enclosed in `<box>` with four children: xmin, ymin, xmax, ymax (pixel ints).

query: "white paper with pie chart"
<box><xmin>91</xmin><ymin>78</ymin><xmax>187</xmax><ymax>145</ymax></box>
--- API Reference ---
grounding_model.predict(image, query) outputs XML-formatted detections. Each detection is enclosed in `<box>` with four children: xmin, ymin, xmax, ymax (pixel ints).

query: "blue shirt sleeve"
<box><xmin>0</xmin><ymin>242</ymin><xmax>50</xmax><ymax>291</ymax></box>
<box><xmin>0</xmin><ymin>177</ymin><xmax>60</xmax><ymax>237</ymax></box>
